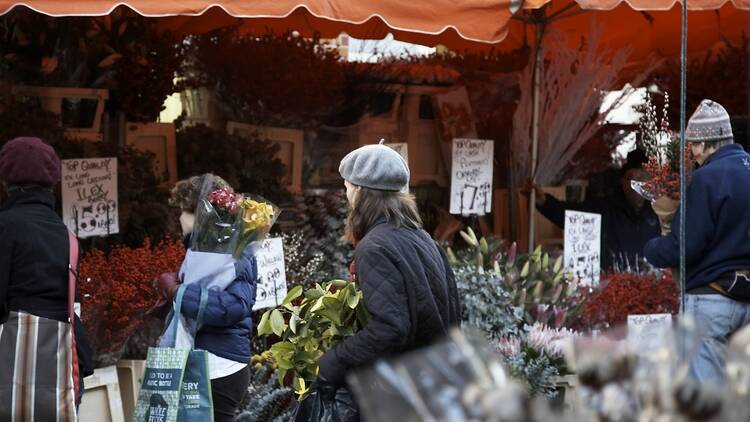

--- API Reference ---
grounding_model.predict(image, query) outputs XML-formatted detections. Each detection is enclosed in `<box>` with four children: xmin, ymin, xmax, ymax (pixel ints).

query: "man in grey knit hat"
<box><xmin>645</xmin><ymin>99</ymin><xmax>750</xmax><ymax>385</ymax></box>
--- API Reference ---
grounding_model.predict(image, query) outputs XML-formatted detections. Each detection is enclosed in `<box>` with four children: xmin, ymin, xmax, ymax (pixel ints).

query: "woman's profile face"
<box><xmin>344</xmin><ymin>180</ymin><xmax>359</xmax><ymax>207</ymax></box>
<box><xmin>179</xmin><ymin>211</ymin><xmax>195</xmax><ymax>236</ymax></box>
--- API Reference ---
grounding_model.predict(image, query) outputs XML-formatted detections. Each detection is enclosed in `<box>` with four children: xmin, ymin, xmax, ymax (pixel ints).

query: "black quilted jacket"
<box><xmin>318</xmin><ymin>221</ymin><xmax>461</xmax><ymax>385</ymax></box>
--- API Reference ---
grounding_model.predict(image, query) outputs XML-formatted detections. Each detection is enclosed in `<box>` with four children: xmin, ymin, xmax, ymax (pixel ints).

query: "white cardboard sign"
<box><xmin>627</xmin><ymin>313</ymin><xmax>673</xmax><ymax>359</ymax></box>
<box><xmin>564</xmin><ymin>210</ymin><xmax>601</xmax><ymax>286</ymax></box>
<box><xmin>253</xmin><ymin>237</ymin><xmax>288</xmax><ymax>311</ymax></box>
<box><xmin>449</xmin><ymin>138</ymin><xmax>494</xmax><ymax>215</ymax></box>
<box><xmin>61</xmin><ymin>158</ymin><xmax>119</xmax><ymax>238</ymax></box>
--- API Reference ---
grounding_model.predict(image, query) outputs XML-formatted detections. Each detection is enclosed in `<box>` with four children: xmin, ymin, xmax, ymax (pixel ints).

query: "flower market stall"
<box><xmin>0</xmin><ymin>0</ymin><xmax>748</xmax><ymax>421</ymax></box>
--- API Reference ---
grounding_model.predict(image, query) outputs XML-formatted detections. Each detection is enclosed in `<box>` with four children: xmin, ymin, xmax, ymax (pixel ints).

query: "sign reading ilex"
<box><xmin>61</xmin><ymin>157</ymin><xmax>119</xmax><ymax>238</ymax></box>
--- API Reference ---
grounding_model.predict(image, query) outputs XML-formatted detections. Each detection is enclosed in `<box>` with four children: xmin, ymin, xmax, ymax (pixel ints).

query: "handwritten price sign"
<box><xmin>450</xmin><ymin>139</ymin><xmax>494</xmax><ymax>215</ymax></box>
<box><xmin>253</xmin><ymin>237</ymin><xmax>288</xmax><ymax>311</ymax></box>
<box><xmin>563</xmin><ymin>211</ymin><xmax>601</xmax><ymax>287</ymax></box>
<box><xmin>61</xmin><ymin>158</ymin><xmax>119</xmax><ymax>238</ymax></box>
<box><xmin>627</xmin><ymin>313</ymin><xmax>672</xmax><ymax>362</ymax></box>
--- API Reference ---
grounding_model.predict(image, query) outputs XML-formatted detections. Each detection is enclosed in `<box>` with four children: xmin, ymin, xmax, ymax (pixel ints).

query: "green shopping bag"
<box><xmin>133</xmin><ymin>285</ymin><xmax>213</xmax><ymax>422</ymax></box>
<box><xmin>178</xmin><ymin>350</ymin><xmax>213</xmax><ymax>422</ymax></box>
<box><xmin>177</xmin><ymin>287</ymin><xmax>213</xmax><ymax>422</ymax></box>
<box><xmin>132</xmin><ymin>347</ymin><xmax>188</xmax><ymax>422</ymax></box>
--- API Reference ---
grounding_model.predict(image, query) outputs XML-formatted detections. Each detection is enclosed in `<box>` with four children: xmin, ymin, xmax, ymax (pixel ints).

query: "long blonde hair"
<box><xmin>345</xmin><ymin>187</ymin><xmax>423</xmax><ymax>242</ymax></box>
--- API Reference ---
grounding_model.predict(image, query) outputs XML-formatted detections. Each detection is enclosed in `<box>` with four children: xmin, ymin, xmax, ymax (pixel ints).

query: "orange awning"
<box><xmin>0</xmin><ymin>0</ymin><xmax>747</xmax><ymax>55</ymax></box>
<box><xmin>0</xmin><ymin>1</ymin><xmax>518</xmax><ymax>51</ymax></box>
<box><xmin>526</xmin><ymin>0</ymin><xmax>750</xmax><ymax>10</ymax></box>
<box><xmin>503</xmin><ymin>1</ymin><xmax>749</xmax><ymax>63</ymax></box>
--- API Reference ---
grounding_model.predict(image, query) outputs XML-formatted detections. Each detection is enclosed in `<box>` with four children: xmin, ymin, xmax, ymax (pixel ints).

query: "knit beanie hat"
<box><xmin>0</xmin><ymin>137</ymin><xmax>61</xmax><ymax>187</ymax></box>
<box><xmin>339</xmin><ymin>141</ymin><xmax>410</xmax><ymax>192</ymax></box>
<box><xmin>685</xmin><ymin>100</ymin><xmax>733</xmax><ymax>143</ymax></box>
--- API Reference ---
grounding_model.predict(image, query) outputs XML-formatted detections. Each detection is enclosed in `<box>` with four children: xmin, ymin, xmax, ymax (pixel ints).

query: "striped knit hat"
<box><xmin>685</xmin><ymin>99</ymin><xmax>733</xmax><ymax>143</ymax></box>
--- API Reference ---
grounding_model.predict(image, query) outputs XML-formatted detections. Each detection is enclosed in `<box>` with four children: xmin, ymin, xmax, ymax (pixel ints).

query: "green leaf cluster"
<box><xmin>257</xmin><ymin>280</ymin><xmax>370</xmax><ymax>396</ymax></box>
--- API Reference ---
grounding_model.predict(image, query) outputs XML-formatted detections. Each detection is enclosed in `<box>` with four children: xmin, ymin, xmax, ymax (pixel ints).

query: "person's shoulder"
<box><xmin>0</xmin><ymin>208</ymin><xmax>22</xmax><ymax>240</ymax></box>
<box><xmin>355</xmin><ymin>232</ymin><xmax>389</xmax><ymax>256</ymax></box>
<box><xmin>0</xmin><ymin>206</ymin><xmax>18</xmax><ymax>225</ymax></box>
<box><xmin>355</xmin><ymin>226</ymin><xmax>402</xmax><ymax>259</ymax></box>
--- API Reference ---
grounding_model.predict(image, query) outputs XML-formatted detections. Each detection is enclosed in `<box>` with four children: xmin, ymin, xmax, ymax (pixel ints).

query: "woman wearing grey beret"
<box><xmin>314</xmin><ymin>142</ymin><xmax>462</xmax><ymax>414</ymax></box>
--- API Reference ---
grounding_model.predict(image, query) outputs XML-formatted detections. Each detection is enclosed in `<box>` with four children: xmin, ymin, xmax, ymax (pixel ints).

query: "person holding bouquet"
<box><xmin>158</xmin><ymin>174</ymin><xmax>272</xmax><ymax>422</ymax></box>
<box><xmin>314</xmin><ymin>142</ymin><xmax>461</xmax><ymax>413</ymax></box>
<box><xmin>644</xmin><ymin>100</ymin><xmax>750</xmax><ymax>385</ymax></box>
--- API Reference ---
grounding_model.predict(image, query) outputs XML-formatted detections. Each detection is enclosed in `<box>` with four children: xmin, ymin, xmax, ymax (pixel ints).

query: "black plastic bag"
<box><xmin>293</xmin><ymin>386</ymin><xmax>359</xmax><ymax>422</ymax></box>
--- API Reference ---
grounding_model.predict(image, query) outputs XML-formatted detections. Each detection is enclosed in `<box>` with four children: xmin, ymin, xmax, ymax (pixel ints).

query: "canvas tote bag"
<box><xmin>133</xmin><ymin>284</ymin><xmax>213</xmax><ymax>422</ymax></box>
<box><xmin>0</xmin><ymin>232</ymin><xmax>81</xmax><ymax>422</ymax></box>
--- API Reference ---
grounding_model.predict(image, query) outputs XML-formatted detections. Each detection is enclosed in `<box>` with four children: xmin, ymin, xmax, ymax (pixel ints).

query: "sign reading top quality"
<box><xmin>563</xmin><ymin>210</ymin><xmax>601</xmax><ymax>286</ymax></box>
<box><xmin>450</xmin><ymin>139</ymin><xmax>494</xmax><ymax>215</ymax></box>
<box><xmin>627</xmin><ymin>313</ymin><xmax>672</xmax><ymax>362</ymax></box>
<box><xmin>61</xmin><ymin>158</ymin><xmax>119</xmax><ymax>238</ymax></box>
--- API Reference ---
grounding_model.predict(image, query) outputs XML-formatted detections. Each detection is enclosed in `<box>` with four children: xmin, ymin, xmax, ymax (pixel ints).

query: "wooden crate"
<box><xmin>79</xmin><ymin>365</ymin><xmax>126</xmax><ymax>422</ymax></box>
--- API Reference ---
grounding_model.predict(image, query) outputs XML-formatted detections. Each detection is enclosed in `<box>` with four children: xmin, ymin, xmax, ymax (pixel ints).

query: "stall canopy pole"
<box><xmin>679</xmin><ymin>0</ymin><xmax>688</xmax><ymax>314</ymax></box>
<box><xmin>528</xmin><ymin>21</ymin><xmax>546</xmax><ymax>254</ymax></box>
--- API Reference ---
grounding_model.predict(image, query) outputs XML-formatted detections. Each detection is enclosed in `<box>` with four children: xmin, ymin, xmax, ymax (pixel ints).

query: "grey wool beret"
<box><xmin>339</xmin><ymin>142</ymin><xmax>410</xmax><ymax>192</ymax></box>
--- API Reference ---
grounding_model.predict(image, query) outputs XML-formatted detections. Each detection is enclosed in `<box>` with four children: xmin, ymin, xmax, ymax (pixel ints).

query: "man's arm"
<box><xmin>536</xmin><ymin>191</ymin><xmax>605</xmax><ymax>228</ymax></box>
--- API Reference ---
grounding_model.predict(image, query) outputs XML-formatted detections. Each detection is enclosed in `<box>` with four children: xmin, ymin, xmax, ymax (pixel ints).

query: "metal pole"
<box><xmin>528</xmin><ymin>22</ymin><xmax>545</xmax><ymax>253</ymax></box>
<box><xmin>679</xmin><ymin>1</ymin><xmax>688</xmax><ymax>314</ymax></box>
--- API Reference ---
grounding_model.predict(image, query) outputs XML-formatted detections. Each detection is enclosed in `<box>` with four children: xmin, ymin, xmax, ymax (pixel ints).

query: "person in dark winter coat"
<box><xmin>316</xmin><ymin>142</ymin><xmax>461</xmax><ymax>394</ymax></box>
<box><xmin>0</xmin><ymin>137</ymin><xmax>94</xmax><ymax>404</ymax></box>
<box><xmin>157</xmin><ymin>174</ymin><xmax>258</xmax><ymax>422</ymax></box>
<box><xmin>644</xmin><ymin>100</ymin><xmax>750</xmax><ymax>385</ymax></box>
<box><xmin>530</xmin><ymin>148</ymin><xmax>660</xmax><ymax>270</ymax></box>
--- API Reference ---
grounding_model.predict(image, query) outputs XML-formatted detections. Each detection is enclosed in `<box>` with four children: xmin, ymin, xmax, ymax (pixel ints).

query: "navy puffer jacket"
<box><xmin>178</xmin><ymin>237</ymin><xmax>257</xmax><ymax>363</ymax></box>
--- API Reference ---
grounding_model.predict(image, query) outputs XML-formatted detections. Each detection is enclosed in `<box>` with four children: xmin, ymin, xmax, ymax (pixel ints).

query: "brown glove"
<box><xmin>155</xmin><ymin>272</ymin><xmax>181</xmax><ymax>300</ymax></box>
<box><xmin>147</xmin><ymin>272</ymin><xmax>181</xmax><ymax>318</ymax></box>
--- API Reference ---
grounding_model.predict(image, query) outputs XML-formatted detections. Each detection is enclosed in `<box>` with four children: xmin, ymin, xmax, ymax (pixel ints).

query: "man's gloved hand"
<box><xmin>235</xmin><ymin>248</ymin><xmax>258</xmax><ymax>283</ymax></box>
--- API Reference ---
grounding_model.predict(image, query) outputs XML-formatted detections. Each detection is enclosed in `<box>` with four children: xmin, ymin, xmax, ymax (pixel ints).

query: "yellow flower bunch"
<box><xmin>240</xmin><ymin>199</ymin><xmax>275</xmax><ymax>233</ymax></box>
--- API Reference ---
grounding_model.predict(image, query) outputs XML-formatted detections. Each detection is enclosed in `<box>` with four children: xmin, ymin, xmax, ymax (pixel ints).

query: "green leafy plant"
<box><xmin>257</xmin><ymin>280</ymin><xmax>370</xmax><ymax>396</ymax></box>
<box><xmin>448</xmin><ymin>229</ymin><xmax>585</xmax><ymax>328</ymax></box>
<box><xmin>447</xmin><ymin>229</ymin><xmax>587</xmax><ymax>397</ymax></box>
<box><xmin>454</xmin><ymin>266</ymin><xmax>523</xmax><ymax>340</ymax></box>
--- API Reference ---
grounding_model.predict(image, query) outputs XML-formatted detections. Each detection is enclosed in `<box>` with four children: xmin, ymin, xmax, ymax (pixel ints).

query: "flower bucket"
<box><xmin>652</xmin><ymin>197</ymin><xmax>680</xmax><ymax>236</ymax></box>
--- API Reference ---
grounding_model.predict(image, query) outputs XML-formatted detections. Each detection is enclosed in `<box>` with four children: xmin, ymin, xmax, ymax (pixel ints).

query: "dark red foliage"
<box><xmin>79</xmin><ymin>238</ymin><xmax>185</xmax><ymax>364</ymax></box>
<box><xmin>579</xmin><ymin>271</ymin><xmax>680</xmax><ymax>330</ymax></box>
